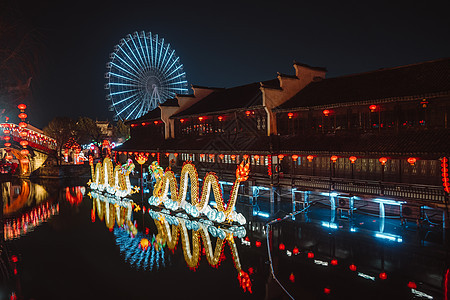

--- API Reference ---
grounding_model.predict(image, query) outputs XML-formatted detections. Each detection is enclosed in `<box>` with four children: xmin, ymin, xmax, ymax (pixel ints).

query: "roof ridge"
<box><xmin>328</xmin><ymin>57</ymin><xmax>450</xmax><ymax>80</ymax></box>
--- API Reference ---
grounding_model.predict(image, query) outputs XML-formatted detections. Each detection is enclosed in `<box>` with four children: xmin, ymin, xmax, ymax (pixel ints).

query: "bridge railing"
<box><xmin>1</xmin><ymin>123</ymin><xmax>57</xmax><ymax>151</ymax></box>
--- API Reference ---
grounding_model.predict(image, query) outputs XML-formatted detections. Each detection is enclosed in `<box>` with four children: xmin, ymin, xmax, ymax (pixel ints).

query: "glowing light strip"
<box><xmin>117</xmin><ymin>99</ymin><xmax>139</xmax><ymax>116</ymax></box>
<box><xmin>124</xmin><ymin>35</ymin><xmax>145</xmax><ymax>72</ymax></box>
<box><xmin>160</xmin><ymin>42</ymin><xmax>170</xmax><ymax>72</ymax></box>
<box><xmin>149</xmin><ymin>32</ymin><xmax>154</xmax><ymax>67</ymax></box>
<box><xmin>144</xmin><ymin>32</ymin><xmax>151</xmax><ymax>68</ymax></box>
<box><xmin>111</xmin><ymin>93</ymin><xmax>139</xmax><ymax>106</ymax></box>
<box><xmin>117</xmin><ymin>44</ymin><xmax>142</xmax><ymax>75</ymax></box>
<box><xmin>154</xmin><ymin>34</ymin><xmax>159</xmax><ymax>70</ymax></box>
<box><xmin>158</xmin><ymin>37</ymin><xmax>164</xmax><ymax>70</ymax></box>
<box><xmin>165</xmin><ymin>63</ymin><xmax>183</xmax><ymax>78</ymax></box>
<box><xmin>131</xmin><ymin>33</ymin><xmax>147</xmax><ymax>70</ymax></box>
<box><xmin>113</xmin><ymin>55</ymin><xmax>142</xmax><ymax>78</ymax></box>
<box><xmin>109</xmin><ymin>89</ymin><xmax>138</xmax><ymax>96</ymax></box>
<box><xmin>163</xmin><ymin>56</ymin><xmax>180</xmax><ymax>76</ymax></box>
<box><xmin>166</xmin><ymin>72</ymin><xmax>186</xmax><ymax>82</ymax></box>
<box><xmin>161</xmin><ymin>49</ymin><xmax>175</xmax><ymax>74</ymax></box>
<box><xmin>109</xmin><ymin>64</ymin><xmax>140</xmax><ymax>80</ymax></box>
<box><xmin>357</xmin><ymin>272</ymin><xmax>375</xmax><ymax>281</ymax></box>
<box><xmin>167</xmin><ymin>80</ymin><xmax>188</xmax><ymax>86</ymax></box>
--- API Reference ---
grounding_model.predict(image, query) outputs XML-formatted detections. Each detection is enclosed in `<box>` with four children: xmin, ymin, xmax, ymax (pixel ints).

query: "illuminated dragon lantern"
<box><xmin>88</xmin><ymin>156</ymin><xmax>135</xmax><ymax>198</ymax></box>
<box><xmin>149</xmin><ymin>161</ymin><xmax>250</xmax><ymax>225</ymax></box>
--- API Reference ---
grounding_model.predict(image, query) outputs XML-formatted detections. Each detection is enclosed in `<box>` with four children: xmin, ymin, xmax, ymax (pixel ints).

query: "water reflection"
<box><xmin>90</xmin><ymin>191</ymin><xmax>253</xmax><ymax>294</ymax></box>
<box><xmin>2</xmin><ymin>180</ymin><xmax>49</xmax><ymax>215</ymax></box>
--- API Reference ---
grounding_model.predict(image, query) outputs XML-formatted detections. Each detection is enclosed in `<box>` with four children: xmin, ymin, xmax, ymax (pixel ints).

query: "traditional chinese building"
<box><xmin>116</xmin><ymin>57</ymin><xmax>450</xmax><ymax>208</ymax></box>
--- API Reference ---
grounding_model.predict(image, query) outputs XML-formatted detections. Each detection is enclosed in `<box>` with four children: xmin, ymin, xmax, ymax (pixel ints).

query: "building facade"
<box><xmin>116</xmin><ymin>58</ymin><xmax>450</xmax><ymax>207</ymax></box>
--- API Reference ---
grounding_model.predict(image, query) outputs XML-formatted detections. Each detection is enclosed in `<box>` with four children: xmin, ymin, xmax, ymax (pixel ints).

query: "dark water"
<box><xmin>1</xmin><ymin>179</ymin><xmax>448</xmax><ymax>300</ymax></box>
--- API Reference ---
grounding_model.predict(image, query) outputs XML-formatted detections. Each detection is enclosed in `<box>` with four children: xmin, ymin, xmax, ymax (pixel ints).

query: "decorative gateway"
<box><xmin>149</xmin><ymin>161</ymin><xmax>250</xmax><ymax>225</ymax></box>
<box><xmin>88</xmin><ymin>156</ymin><xmax>136</xmax><ymax>198</ymax></box>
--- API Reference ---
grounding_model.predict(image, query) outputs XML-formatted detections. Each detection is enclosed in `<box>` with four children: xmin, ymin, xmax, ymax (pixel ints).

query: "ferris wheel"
<box><xmin>105</xmin><ymin>31</ymin><xmax>189</xmax><ymax>121</ymax></box>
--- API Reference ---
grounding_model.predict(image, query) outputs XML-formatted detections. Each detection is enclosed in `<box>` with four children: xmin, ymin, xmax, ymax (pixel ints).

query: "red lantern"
<box><xmin>407</xmin><ymin>281</ymin><xmax>417</xmax><ymax>289</ymax></box>
<box><xmin>20</xmin><ymin>140</ymin><xmax>28</xmax><ymax>147</ymax></box>
<box><xmin>369</xmin><ymin>104</ymin><xmax>377</xmax><ymax>112</ymax></box>
<box><xmin>289</xmin><ymin>273</ymin><xmax>295</xmax><ymax>283</ymax></box>
<box><xmin>245</xmin><ymin>110</ymin><xmax>251</xmax><ymax>116</ymax></box>
<box><xmin>306</xmin><ymin>155</ymin><xmax>314</xmax><ymax>162</ymax></box>
<box><xmin>19</xmin><ymin>131</ymin><xmax>27</xmax><ymax>137</ymax></box>
<box><xmin>331</xmin><ymin>259</ymin><xmax>338</xmax><ymax>266</ymax></box>
<box><xmin>323</xmin><ymin>109</ymin><xmax>330</xmax><ymax>117</ymax></box>
<box><xmin>349</xmin><ymin>264</ymin><xmax>357</xmax><ymax>272</ymax></box>
<box><xmin>330</xmin><ymin>155</ymin><xmax>338</xmax><ymax>162</ymax></box>
<box><xmin>292</xmin><ymin>247</ymin><xmax>299</xmax><ymax>255</ymax></box>
<box><xmin>379</xmin><ymin>272</ymin><xmax>387</xmax><ymax>280</ymax></box>
<box><xmin>278</xmin><ymin>154</ymin><xmax>284</xmax><ymax>160</ymax></box>
<box><xmin>18</xmin><ymin>113</ymin><xmax>27</xmax><ymax>120</ymax></box>
<box><xmin>180</xmin><ymin>119</ymin><xmax>185</xmax><ymax>123</ymax></box>
<box><xmin>231</xmin><ymin>155</ymin><xmax>236</xmax><ymax>160</ymax></box>
<box><xmin>407</xmin><ymin>157</ymin><xmax>416</xmax><ymax>165</ymax></box>
<box><xmin>18</xmin><ymin>104</ymin><xmax>26</xmax><ymax>110</ymax></box>
<box><xmin>3</xmin><ymin>129</ymin><xmax>10</xmax><ymax>134</ymax></box>
<box><xmin>379</xmin><ymin>157</ymin><xmax>388</xmax><ymax>165</ymax></box>
<box><xmin>174</xmin><ymin>153</ymin><xmax>179</xmax><ymax>157</ymax></box>
<box><xmin>6</xmin><ymin>154</ymin><xmax>13</xmax><ymax>160</ymax></box>
<box><xmin>349</xmin><ymin>156</ymin><xmax>357</xmax><ymax>163</ymax></box>
<box><xmin>198</xmin><ymin>116</ymin><xmax>204</xmax><ymax>121</ymax></box>
<box><xmin>255</xmin><ymin>241</ymin><xmax>261</xmax><ymax>248</ymax></box>
<box><xmin>287</xmin><ymin>112</ymin><xmax>294</xmax><ymax>119</ymax></box>
<box><xmin>19</xmin><ymin>122</ymin><xmax>27</xmax><ymax>128</ymax></box>
<box><xmin>209</xmin><ymin>154</ymin><xmax>214</xmax><ymax>159</ymax></box>
<box><xmin>253</xmin><ymin>155</ymin><xmax>260</xmax><ymax>161</ymax></box>
<box><xmin>154</xmin><ymin>120</ymin><xmax>159</xmax><ymax>125</ymax></box>
<box><xmin>292</xmin><ymin>155</ymin><xmax>299</xmax><ymax>161</ymax></box>
<box><xmin>218</xmin><ymin>154</ymin><xmax>224</xmax><ymax>160</ymax></box>
<box><xmin>3</xmin><ymin>136</ymin><xmax>10</xmax><ymax>141</ymax></box>
<box><xmin>218</xmin><ymin>116</ymin><xmax>223</xmax><ymax>121</ymax></box>
<box><xmin>4</xmin><ymin>142</ymin><xmax>11</xmax><ymax>147</ymax></box>
<box><xmin>324</xmin><ymin>288</ymin><xmax>331</xmax><ymax>294</ymax></box>
<box><xmin>307</xmin><ymin>252</ymin><xmax>314</xmax><ymax>259</ymax></box>
<box><xmin>279</xmin><ymin>243</ymin><xmax>285</xmax><ymax>250</ymax></box>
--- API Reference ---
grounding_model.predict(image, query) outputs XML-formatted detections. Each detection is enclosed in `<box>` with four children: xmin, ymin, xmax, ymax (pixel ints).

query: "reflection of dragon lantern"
<box><xmin>88</xmin><ymin>156</ymin><xmax>135</xmax><ymax>198</ymax></box>
<box><xmin>149</xmin><ymin>161</ymin><xmax>250</xmax><ymax>225</ymax></box>
<box><xmin>149</xmin><ymin>209</ymin><xmax>251</xmax><ymax>293</ymax></box>
<box><xmin>90</xmin><ymin>190</ymin><xmax>137</xmax><ymax>235</ymax></box>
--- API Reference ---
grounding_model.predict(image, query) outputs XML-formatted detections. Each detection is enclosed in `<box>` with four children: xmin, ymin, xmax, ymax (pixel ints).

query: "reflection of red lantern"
<box><xmin>289</xmin><ymin>272</ymin><xmax>295</xmax><ymax>283</ymax></box>
<box><xmin>255</xmin><ymin>241</ymin><xmax>261</xmax><ymax>247</ymax></box>
<box><xmin>407</xmin><ymin>281</ymin><xmax>417</xmax><ymax>289</ymax></box>
<box><xmin>349</xmin><ymin>156</ymin><xmax>357</xmax><ymax>163</ymax></box>
<box><xmin>293</xmin><ymin>247</ymin><xmax>299</xmax><ymax>255</ymax></box>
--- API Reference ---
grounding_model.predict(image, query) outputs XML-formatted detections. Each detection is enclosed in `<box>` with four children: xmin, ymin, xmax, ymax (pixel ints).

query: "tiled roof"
<box><xmin>276</xmin><ymin>129</ymin><xmax>450</xmax><ymax>158</ymax></box>
<box><xmin>114</xmin><ymin>134</ymin><xmax>272</xmax><ymax>153</ymax></box>
<box><xmin>172</xmin><ymin>78</ymin><xmax>280</xmax><ymax>118</ymax></box>
<box><xmin>124</xmin><ymin>108</ymin><xmax>161</xmax><ymax>124</ymax></box>
<box><xmin>277</xmin><ymin>57</ymin><xmax>450</xmax><ymax>111</ymax></box>
<box><xmin>159</xmin><ymin>98</ymin><xmax>179</xmax><ymax>107</ymax></box>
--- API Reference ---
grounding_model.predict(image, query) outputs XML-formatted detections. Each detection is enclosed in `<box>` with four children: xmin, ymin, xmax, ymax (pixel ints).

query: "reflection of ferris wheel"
<box><xmin>105</xmin><ymin>31</ymin><xmax>189</xmax><ymax>121</ymax></box>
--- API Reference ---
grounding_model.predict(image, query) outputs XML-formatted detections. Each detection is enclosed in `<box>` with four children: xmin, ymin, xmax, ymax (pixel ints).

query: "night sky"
<box><xmin>8</xmin><ymin>0</ymin><xmax>450</xmax><ymax>128</ymax></box>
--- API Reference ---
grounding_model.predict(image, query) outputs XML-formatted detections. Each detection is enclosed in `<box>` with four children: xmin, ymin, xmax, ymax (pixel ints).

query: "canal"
<box><xmin>1</xmin><ymin>179</ymin><xmax>448</xmax><ymax>299</ymax></box>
